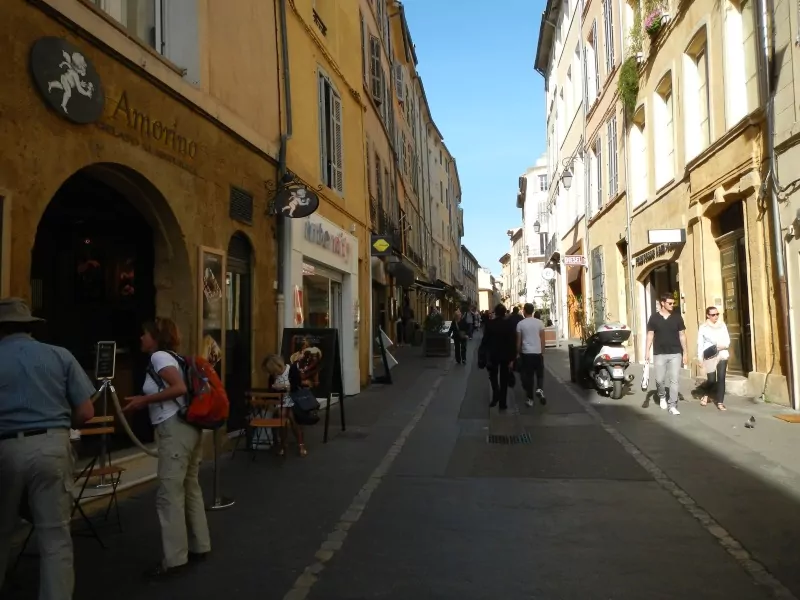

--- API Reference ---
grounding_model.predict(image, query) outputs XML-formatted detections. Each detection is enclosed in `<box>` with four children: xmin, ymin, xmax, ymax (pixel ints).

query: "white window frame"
<box><xmin>630</xmin><ymin>106</ymin><xmax>648</xmax><ymax>207</ymax></box>
<box><xmin>723</xmin><ymin>0</ymin><xmax>748</xmax><ymax>128</ymax></box>
<box><xmin>654</xmin><ymin>76</ymin><xmax>675</xmax><ymax>189</ymax></box>
<box><xmin>607</xmin><ymin>116</ymin><xmax>618</xmax><ymax>198</ymax></box>
<box><xmin>603</xmin><ymin>0</ymin><xmax>615</xmax><ymax>73</ymax></box>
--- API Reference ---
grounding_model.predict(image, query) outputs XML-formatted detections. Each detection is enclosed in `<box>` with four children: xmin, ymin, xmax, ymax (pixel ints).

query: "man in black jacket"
<box><xmin>480</xmin><ymin>304</ymin><xmax>517</xmax><ymax>410</ymax></box>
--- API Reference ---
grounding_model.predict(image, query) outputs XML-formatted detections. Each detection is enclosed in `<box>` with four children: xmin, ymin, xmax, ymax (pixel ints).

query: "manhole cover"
<box><xmin>486</xmin><ymin>433</ymin><xmax>532</xmax><ymax>445</ymax></box>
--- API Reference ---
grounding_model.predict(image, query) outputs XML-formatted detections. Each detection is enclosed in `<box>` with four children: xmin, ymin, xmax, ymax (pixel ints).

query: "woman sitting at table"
<box><xmin>262</xmin><ymin>354</ymin><xmax>307</xmax><ymax>457</ymax></box>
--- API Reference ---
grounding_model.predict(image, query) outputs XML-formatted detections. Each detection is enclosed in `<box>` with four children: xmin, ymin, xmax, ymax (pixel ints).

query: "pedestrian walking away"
<box><xmin>449</xmin><ymin>309</ymin><xmax>469</xmax><ymax>365</ymax></box>
<box><xmin>645</xmin><ymin>292</ymin><xmax>688</xmax><ymax>416</ymax></box>
<box><xmin>697</xmin><ymin>306</ymin><xmax>731</xmax><ymax>411</ymax></box>
<box><xmin>516</xmin><ymin>304</ymin><xmax>547</xmax><ymax>407</ymax></box>
<box><xmin>123</xmin><ymin>317</ymin><xmax>211</xmax><ymax>579</ymax></box>
<box><xmin>0</xmin><ymin>297</ymin><xmax>96</xmax><ymax>600</ymax></box>
<box><xmin>464</xmin><ymin>308</ymin><xmax>475</xmax><ymax>340</ymax></box>
<box><xmin>480</xmin><ymin>304</ymin><xmax>517</xmax><ymax>410</ymax></box>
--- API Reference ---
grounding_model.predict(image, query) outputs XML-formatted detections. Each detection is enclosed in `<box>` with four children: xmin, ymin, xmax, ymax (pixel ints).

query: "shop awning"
<box><xmin>414</xmin><ymin>280</ymin><xmax>446</xmax><ymax>294</ymax></box>
<box><xmin>387</xmin><ymin>261</ymin><xmax>415</xmax><ymax>288</ymax></box>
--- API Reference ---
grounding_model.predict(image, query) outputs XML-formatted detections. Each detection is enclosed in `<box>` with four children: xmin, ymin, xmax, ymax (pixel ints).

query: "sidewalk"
<box><xmin>4</xmin><ymin>349</ymin><xmax>452</xmax><ymax>600</ymax></box>
<box><xmin>547</xmin><ymin>348</ymin><xmax>800</xmax><ymax>478</ymax></box>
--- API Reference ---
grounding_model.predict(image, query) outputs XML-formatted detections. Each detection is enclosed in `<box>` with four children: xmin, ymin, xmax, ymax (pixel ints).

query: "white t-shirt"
<box><xmin>516</xmin><ymin>317</ymin><xmax>545</xmax><ymax>354</ymax></box>
<box><xmin>143</xmin><ymin>350</ymin><xmax>187</xmax><ymax>425</ymax></box>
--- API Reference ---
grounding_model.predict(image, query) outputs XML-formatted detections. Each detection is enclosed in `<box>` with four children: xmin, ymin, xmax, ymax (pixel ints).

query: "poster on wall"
<box><xmin>198</xmin><ymin>246</ymin><xmax>226</xmax><ymax>377</ymax></box>
<box><xmin>280</xmin><ymin>328</ymin><xmax>345</xmax><ymax>442</ymax></box>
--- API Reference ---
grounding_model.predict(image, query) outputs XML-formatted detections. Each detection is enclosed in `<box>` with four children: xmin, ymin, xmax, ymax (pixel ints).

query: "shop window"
<box><xmin>645</xmin><ymin>263</ymin><xmax>680</xmax><ymax>320</ymax></box>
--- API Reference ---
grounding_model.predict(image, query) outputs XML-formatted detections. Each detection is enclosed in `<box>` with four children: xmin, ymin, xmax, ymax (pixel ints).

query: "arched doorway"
<box><xmin>225</xmin><ymin>232</ymin><xmax>253</xmax><ymax>431</ymax></box>
<box><xmin>30</xmin><ymin>164</ymin><xmax>190</xmax><ymax>449</ymax></box>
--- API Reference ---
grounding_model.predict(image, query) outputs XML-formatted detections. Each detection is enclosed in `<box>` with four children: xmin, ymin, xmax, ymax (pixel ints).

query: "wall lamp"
<box><xmin>559</xmin><ymin>144</ymin><xmax>583</xmax><ymax>191</ymax></box>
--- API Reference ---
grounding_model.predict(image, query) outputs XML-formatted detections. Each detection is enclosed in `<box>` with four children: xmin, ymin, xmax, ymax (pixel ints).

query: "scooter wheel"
<box><xmin>611</xmin><ymin>380</ymin><xmax>624</xmax><ymax>399</ymax></box>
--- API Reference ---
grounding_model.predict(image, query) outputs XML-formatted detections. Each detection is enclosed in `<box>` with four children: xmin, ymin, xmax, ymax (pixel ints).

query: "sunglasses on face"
<box><xmin>708</xmin><ymin>313</ymin><xmax>719</xmax><ymax>317</ymax></box>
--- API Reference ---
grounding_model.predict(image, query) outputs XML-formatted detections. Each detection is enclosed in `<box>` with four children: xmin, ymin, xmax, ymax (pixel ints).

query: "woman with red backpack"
<box><xmin>123</xmin><ymin>317</ymin><xmax>211</xmax><ymax>579</ymax></box>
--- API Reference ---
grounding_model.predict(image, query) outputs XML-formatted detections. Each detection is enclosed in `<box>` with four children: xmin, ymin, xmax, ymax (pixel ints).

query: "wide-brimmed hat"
<box><xmin>0</xmin><ymin>298</ymin><xmax>45</xmax><ymax>324</ymax></box>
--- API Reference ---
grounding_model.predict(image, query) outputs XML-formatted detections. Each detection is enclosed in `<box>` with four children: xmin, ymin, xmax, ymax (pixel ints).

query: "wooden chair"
<box><xmin>232</xmin><ymin>391</ymin><xmax>287</xmax><ymax>461</ymax></box>
<box><xmin>71</xmin><ymin>416</ymin><xmax>125</xmax><ymax>546</ymax></box>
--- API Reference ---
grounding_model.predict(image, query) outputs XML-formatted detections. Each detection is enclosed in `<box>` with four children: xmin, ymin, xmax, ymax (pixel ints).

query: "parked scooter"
<box><xmin>578</xmin><ymin>322</ymin><xmax>635</xmax><ymax>399</ymax></box>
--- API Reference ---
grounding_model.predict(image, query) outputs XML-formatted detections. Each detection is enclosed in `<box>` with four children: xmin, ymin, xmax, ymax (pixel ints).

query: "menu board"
<box><xmin>95</xmin><ymin>341</ymin><xmax>116</xmax><ymax>380</ymax></box>
<box><xmin>198</xmin><ymin>247</ymin><xmax>226</xmax><ymax>376</ymax></box>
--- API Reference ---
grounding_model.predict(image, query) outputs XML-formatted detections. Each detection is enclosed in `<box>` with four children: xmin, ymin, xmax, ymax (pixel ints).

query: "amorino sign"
<box><xmin>304</xmin><ymin>218</ymin><xmax>352</xmax><ymax>262</ymax></box>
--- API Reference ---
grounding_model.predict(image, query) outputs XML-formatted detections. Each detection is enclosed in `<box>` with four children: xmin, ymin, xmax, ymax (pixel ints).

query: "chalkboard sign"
<box><xmin>280</xmin><ymin>328</ymin><xmax>345</xmax><ymax>442</ymax></box>
<box><xmin>95</xmin><ymin>341</ymin><xmax>116</xmax><ymax>380</ymax></box>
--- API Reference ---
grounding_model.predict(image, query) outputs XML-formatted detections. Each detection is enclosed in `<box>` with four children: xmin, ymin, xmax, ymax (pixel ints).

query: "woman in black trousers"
<box><xmin>449</xmin><ymin>309</ymin><xmax>469</xmax><ymax>364</ymax></box>
<box><xmin>480</xmin><ymin>304</ymin><xmax>517</xmax><ymax>410</ymax></box>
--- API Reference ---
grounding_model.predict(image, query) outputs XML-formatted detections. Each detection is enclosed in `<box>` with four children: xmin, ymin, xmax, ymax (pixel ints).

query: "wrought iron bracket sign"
<box><xmin>266</xmin><ymin>172</ymin><xmax>322</xmax><ymax>219</ymax></box>
<box><xmin>30</xmin><ymin>37</ymin><xmax>105</xmax><ymax>124</ymax></box>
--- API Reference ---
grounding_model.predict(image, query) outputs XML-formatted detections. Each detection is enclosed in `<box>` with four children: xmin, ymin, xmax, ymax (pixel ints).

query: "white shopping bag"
<box><xmin>641</xmin><ymin>362</ymin><xmax>650</xmax><ymax>391</ymax></box>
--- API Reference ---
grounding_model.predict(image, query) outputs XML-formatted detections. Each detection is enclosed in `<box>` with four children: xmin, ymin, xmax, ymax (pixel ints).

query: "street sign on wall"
<box><xmin>563</xmin><ymin>255</ymin><xmax>587</xmax><ymax>267</ymax></box>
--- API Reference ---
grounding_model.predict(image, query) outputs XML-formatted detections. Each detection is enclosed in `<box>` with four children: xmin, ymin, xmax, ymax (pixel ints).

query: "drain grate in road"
<box><xmin>486</xmin><ymin>433</ymin><xmax>532</xmax><ymax>445</ymax></box>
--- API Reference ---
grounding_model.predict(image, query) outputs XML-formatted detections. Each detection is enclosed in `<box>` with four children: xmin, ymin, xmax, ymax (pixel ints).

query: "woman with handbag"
<box><xmin>449</xmin><ymin>309</ymin><xmax>470</xmax><ymax>365</ymax></box>
<box><xmin>263</xmin><ymin>354</ymin><xmax>309</xmax><ymax>457</ymax></box>
<box><xmin>697</xmin><ymin>306</ymin><xmax>731</xmax><ymax>411</ymax></box>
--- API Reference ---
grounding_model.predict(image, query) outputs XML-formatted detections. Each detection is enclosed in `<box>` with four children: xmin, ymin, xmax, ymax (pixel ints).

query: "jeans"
<box><xmin>453</xmin><ymin>336</ymin><xmax>467</xmax><ymax>363</ymax></box>
<box><xmin>704</xmin><ymin>359</ymin><xmax>728</xmax><ymax>405</ymax></box>
<box><xmin>488</xmin><ymin>362</ymin><xmax>511</xmax><ymax>408</ymax></box>
<box><xmin>0</xmin><ymin>429</ymin><xmax>73</xmax><ymax>600</ymax></box>
<box><xmin>519</xmin><ymin>353</ymin><xmax>544</xmax><ymax>398</ymax></box>
<box><xmin>155</xmin><ymin>415</ymin><xmax>211</xmax><ymax>568</ymax></box>
<box><xmin>654</xmin><ymin>353</ymin><xmax>681</xmax><ymax>408</ymax></box>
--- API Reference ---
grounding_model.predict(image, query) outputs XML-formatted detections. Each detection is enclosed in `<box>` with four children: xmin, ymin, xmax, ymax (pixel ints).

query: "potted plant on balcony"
<box><xmin>619</xmin><ymin>56</ymin><xmax>640</xmax><ymax>118</ymax></box>
<box><xmin>643</xmin><ymin>2</ymin><xmax>669</xmax><ymax>38</ymax></box>
<box><xmin>422</xmin><ymin>310</ymin><xmax>451</xmax><ymax>357</ymax></box>
<box><xmin>627</xmin><ymin>8</ymin><xmax>644</xmax><ymax>62</ymax></box>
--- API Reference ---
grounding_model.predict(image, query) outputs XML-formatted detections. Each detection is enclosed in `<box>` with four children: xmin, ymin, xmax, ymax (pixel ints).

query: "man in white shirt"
<box><xmin>516</xmin><ymin>303</ymin><xmax>546</xmax><ymax>407</ymax></box>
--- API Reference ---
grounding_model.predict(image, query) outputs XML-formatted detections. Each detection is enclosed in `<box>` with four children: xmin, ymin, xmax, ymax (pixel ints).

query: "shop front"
<box><xmin>284</xmin><ymin>214</ymin><xmax>361</xmax><ymax>396</ymax></box>
<box><xmin>0</xmin><ymin>14</ymin><xmax>278</xmax><ymax>450</ymax></box>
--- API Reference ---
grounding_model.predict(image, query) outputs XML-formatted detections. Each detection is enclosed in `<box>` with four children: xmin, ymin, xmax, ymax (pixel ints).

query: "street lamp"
<box><xmin>561</xmin><ymin>168</ymin><xmax>573</xmax><ymax>190</ymax></box>
<box><xmin>533</xmin><ymin>220</ymin><xmax>541</xmax><ymax>234</ymax></box>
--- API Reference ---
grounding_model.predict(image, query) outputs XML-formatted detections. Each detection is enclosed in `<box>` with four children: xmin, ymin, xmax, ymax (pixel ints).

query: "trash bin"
<box><xmin>569</xmin><ymin>344</ymin><xmax>586</xmax><ymax>383</ymax></box>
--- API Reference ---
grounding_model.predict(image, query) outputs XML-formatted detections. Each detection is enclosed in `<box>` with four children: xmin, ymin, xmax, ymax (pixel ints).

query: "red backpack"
<box><xmin>148</xmin><ymin>352</ymin><xmax>230</xmax><ymax>430</ymax></box>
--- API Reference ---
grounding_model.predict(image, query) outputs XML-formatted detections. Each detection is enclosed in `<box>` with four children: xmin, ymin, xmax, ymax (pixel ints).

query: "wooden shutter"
<box><xmin>331</xmin><ymin>91</ymin><xmax>344</xmax><ymax>194</ymax></box>
<box><xmin>596</xmin><ymin>137</ymin><xmax>603</xmax><ymax>211</ymax></box>
<box><xmin>318</xmin><ymin>74</ymin><xmax>328</xmax><ymax>185</ymax></box>
<box><xmin>360</xmin><ymin>12</ymin><xmax>366</xmax><ymax>83</ymax></box>
<box><xmin>369</xmin><ymin>36</ymin><xmax>382</xmax><ymax>103</ymax></box>
<box><xmin>592</xmin><ymin>20</ymin><xmax>599</xmax><ymax>88</ymax></box>
<box><xmin>366</xmin><ymin>138</ymin><xmax>372</xmax><ymax>196</ymax></box>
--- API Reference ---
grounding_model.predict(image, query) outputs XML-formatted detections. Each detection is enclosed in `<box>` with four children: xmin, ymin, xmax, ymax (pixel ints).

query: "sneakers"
<box><xmin>536</xmin><ymin>389</ymin><xmax>546</xmax><ymax>405</ymax></box>
<box><xmin>659</xmin><ymin>397</ymin><xmax>668</xmax><ymax>410</ymax></box>
<box><xmin>526</xmin><ymin>398</ymin><xmax>535</xmax><ymax>407</ymax></box>
<box><xmin>668</xmin><ymin>407</ymin><xmax>681</xmax><ymax>416</ymax></box>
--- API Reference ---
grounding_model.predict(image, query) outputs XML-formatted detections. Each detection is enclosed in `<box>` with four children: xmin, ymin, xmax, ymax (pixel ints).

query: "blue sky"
<box><xmin>403</xmin><ymin>0</ymin><xmax>547</xmax><ymax>274</ymax></box>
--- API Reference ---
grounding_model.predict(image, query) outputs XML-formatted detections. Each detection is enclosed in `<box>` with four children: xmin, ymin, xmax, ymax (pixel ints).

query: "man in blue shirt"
<box><xmin>0</xmin><ymin>298</ymin><xmax>96</xmax><ymax>600</ymax></box>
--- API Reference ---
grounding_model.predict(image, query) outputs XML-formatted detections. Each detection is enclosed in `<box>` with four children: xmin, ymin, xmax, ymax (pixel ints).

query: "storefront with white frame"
<box><xmin>283</xmin><ymin>213</ymin><xmax>360</xmax><ymax>396</ymax></box>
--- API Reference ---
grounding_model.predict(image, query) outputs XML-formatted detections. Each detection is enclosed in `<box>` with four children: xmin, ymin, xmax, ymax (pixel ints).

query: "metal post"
<box><xmin>96</xmin><ymin>381</ymin><xmax>112</xmax><ymax>489</ymax></box>
<box><xmin>206</xmin><ymin>429</ymin><xmax>234</xmax><ymax>511</ymax></box>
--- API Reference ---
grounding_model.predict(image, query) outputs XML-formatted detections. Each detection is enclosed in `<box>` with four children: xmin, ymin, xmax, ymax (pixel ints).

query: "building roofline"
<box><xmin>534</xmin><ymin>0</ymin><xmax>560</xmax><ymax>77</ymax></box>
<box><xmin>499</xmin><ymin>253</ymin><xmax>511</xmax><ymax>264</ymax></box>
<box><xmin>397</xmin><ymin>3</ymin><xmax>419</xmax><ymax>66</ymax></box>
<box><xmin>461</xmin><ymin>245</ymin><xmax>478</xmax><ymax>264</ymax></box>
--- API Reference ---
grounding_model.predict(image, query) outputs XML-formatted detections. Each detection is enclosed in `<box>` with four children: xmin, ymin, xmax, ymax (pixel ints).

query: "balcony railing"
<box><xmin>544</xmin><ymin>233</ymin><xmax>558</xmax><ymax>264</ymax></box>
<box><xmin>369</xmin><ymin>197</ymin><xmax>378</xmax><ymax>232</ymax></box>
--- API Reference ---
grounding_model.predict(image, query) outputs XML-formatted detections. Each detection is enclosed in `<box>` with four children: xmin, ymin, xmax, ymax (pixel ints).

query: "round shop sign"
<box><xmin>30</xmin><ymin>37</ymin><xmax>105</xmax><ymax>125</ymax></box>
<box><xmin>275</xmin><ymin>186</ymin><xmax>320</xmax><ymax>219</ymax></box>
<box><xmin>542</xmin><ymin>267</ymin><xmax>556</xmax><ymax>281</ymax></box>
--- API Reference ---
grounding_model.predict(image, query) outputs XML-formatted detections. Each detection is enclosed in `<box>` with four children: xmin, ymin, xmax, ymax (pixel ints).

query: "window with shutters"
<box><xmin>360</xmin><ymin>11</ymin><xmax>366</xmax><ymax>84</ymax></box>
<box><xmin>684</xmin><ymin>29</ymin><xmax>711</xmax><ymax>159</ymax></box>
<box><xmin>90</xmin><ymin>0</ymin><xmax>161</xmax><ymax>52</ymax></box>
<box><xmin>630</xmin><ymin>106</ymin><xmax>648</xmax><ymax>206</ymax></box>
<box><xmin>318</xmin><ymin>70</ymin><xmax>344</xmax><ymax>194</ymax></box>
<box><xmin>595</xmin><ymin>136</ymin><xmax>603</xmax><ymax>211</ymax></box>
<box><xmin>366</xmin><ymin>138</ymin><xmax>372</xmax><ymax>197</ymax></box>
<box><xmin>591</xmin><ymin>246</ymin><xmax>606</xmax><ymax>327</ymax></box>
<box><xmin>654</xmin><ymin>74</ymin><xmax>675</xmax><ymax>188</ymax></box>
<box><xmin>375</xmin><ymin>153</ymin><xmax>383</xmax><ymax>207</ymax></box>
<box><xmin>607</xmin><ymin>116</ymin><xmax>618</xmax><ymax>198</ymax></box>
<box><xmin>603</xmin><ymin>0</ymin><xmax>615</xmax><ymax>73</ymax></box>
<box><xmin>585</xmin><ymin>22</ymin><xmax>599</xmax><ymax>105</ymax></box>
<box><xmin>369</xmin><ymin>35</ymin><xmax>383</xmax><ymax>105</ymax></box>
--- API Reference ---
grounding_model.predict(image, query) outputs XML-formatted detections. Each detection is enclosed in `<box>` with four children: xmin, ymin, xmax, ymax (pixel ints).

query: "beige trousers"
<box><xmin>155</xmin><ymin>415</ymin><xmax>211</xmax><ymax>568</ymax></box>
<box><xmin>0</xmin><ymin>429</ymin><xmax>74</xmax><ymax>600</ymax></box>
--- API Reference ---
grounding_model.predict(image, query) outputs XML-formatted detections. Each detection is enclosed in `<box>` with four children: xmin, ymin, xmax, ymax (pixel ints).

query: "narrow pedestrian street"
<box><xmin>8</xmin><ymin>337</ymin><xmax>800</xmax><ymax>600</ymax></box>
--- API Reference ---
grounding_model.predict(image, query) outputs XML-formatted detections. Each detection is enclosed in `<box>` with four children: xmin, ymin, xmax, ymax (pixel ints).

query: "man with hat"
<box><xmin>0</xmin><ymin>298</ymin><xmax>96</xmax><ymax>599</ymax></box>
